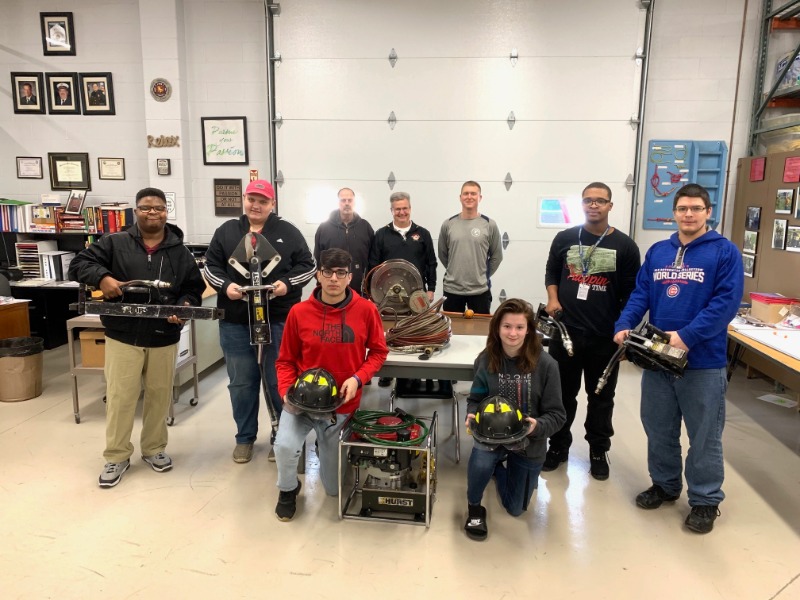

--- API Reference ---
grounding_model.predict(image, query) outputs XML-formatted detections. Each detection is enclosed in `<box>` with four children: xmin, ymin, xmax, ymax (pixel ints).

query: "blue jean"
<box><xmin>641</xmin><ymin>368</ymin><xmax>727</xmax><ymax>506</ymax></box>
<box><xmin>274</xmin><ymin>410</ymin><xmax>347</xmax><ymax>496</ymax></box>
<box><xmin>219</xmin><ymin>320</ymin><xmax>284</xmax><ymax>444</ymax></box>
<box><xmin>466</xmin><ymin>445</ymin><xmax>543</xmax><ymax>516</ymax></box>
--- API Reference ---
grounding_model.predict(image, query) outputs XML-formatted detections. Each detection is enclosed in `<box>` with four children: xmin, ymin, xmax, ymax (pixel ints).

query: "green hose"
<box><xmin>350</xmin><ymin>409</ymin><xmax>430</xmax><ymax>446</ymax></box>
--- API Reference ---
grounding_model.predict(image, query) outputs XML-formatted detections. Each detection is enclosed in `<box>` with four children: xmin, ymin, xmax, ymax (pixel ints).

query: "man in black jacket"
<box><xmin>69</xmin><ymin>187</ymin><xmax>206</xmax><ymax>488</ymax></box>
<box><xmin>313</xmin><ymin>187</ymin><xmax>374</xmax><ymax>293</ymax></box>
<box><xmin>204</xmin><ymin>180</ymin><xmax>316</xmax><ymax>464</ymax></box>
<box><xmin>368</xmin><ymin>191</ymin><xmax>437</xmax><ymax>386</ymax></box>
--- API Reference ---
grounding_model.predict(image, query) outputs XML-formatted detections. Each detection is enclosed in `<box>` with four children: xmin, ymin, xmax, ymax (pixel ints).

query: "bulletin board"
<box><xmin>733</xmin><ymin>151</ymin><xmax>800</xmax><ymax>301</ymax></box>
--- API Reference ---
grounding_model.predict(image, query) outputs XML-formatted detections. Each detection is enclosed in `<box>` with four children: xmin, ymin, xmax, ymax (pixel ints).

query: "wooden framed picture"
<box><xmin>742</xmin><ymin>254</ymin><xmax>755</xmax><ymax>278</ymax></box>
<box><xmin>98</xmin><ymin>158</ymin><xmax>125</xmax><ymax>180</ymax></box>
<box><xmin>64</xmin><ymin>190</ymin><xmax>87</xmax><ymax>215</ymax></box>
<box><xmin>16</xmin><ymin>157</ymin><xmax>44</xmax><ymax>179</ymax></box>
<box><xmin>775</xmin><ymin>189</ymin><xmax>793</xmax><ymax>215</ymax></box>
<box><xmin>10</xmin><ymin>72</ymin><xmax>45</xmax><ymax>114</ymax></box>
<box><xmin>79</xmin><ymin>73</ymin><xmax>115</xmax><ymax>116</ymax></box>
<box><xmin>46</xmin><ymin>73</ymin><xmax>81</xmax><ymax>115</ymax></box>
<box><xmin>157</xmin><ymin>158</ymin><xmax>171</xmax><ymax>176</ymax></box>
<box><xmin>48</xmin><ymin>152</ymin><xmax>91</xmax><ymax>191</ymax></box>
<box><xmin>745</xmin><ymin>206</ymin><xmax>761</xmax><ymax>231</ymax></box>
<box><xmin>202</xmin><ymin>117</ymin><xmax>249</xmax><ymax>165</ymax></box>
<box><xmin>787</xmin><ymin>226</ymin><xmax>800</xmax><ymax>253</ymax></box>
<box><xmin>40</xmin><ymin>12</ymin><xmax>76</xmax><ymax>56</ymax></box>
<box><xmin>772</xmin><ymin>219</ymin><xmax>787</xmax><ymax>250</ymax></box>
<box><xmin>214</xmin><ymin>179</ymin><xmax>243</xmax><ymax>216</ymax></box>
<box><xmin>742</xmin><ymin>230</ymin><xmax>757</xmax><ymax>255</ymax></box>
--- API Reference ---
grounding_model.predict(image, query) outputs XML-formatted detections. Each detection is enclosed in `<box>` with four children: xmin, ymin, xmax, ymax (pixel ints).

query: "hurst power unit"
<box><xmin>338</xmin><ymin>410</ymin><xmax>437</xmax><ymax>527</ymax></box>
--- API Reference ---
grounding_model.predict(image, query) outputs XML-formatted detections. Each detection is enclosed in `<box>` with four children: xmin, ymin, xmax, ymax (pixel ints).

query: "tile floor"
<box><xmin>1</xmin><ymin>346</ymin><xmax>799</xmax><ymax>599</ymax></box>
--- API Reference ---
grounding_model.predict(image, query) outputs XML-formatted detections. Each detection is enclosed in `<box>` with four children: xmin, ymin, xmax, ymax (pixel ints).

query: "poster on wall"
<box><xmin>165</xmin><ymin>192</ymin><xmax>177</xmax><ymax>222</ymax></box>
<box><xmin>787</xmin><ymin>226</ymin><xmax>800</xmax><ymax>253</ymax></box>
<box><xmin>775</xmin><ymin>189</ymin><xmax>794</xmax><ymax>214</ymax></box>
<box><xmin>742</xmin><ymin>231</ymin><xmax>757</xmax><ymax>255</ymax></box>
<box><xmin>202</xmin><ymin>117</ymin><xmax>249</xmax><ymax>165</ymax></box>
<box><xmin>742</xmin><ymin>254</ymin><xmax>755</xmax><ymax>278</ymax></box>
<box><xmin>772</xmin><ymin>219</ymin><xmax>787</xmax><ymax>250</ymax></box>
<box><xmin>745</xmin><ymin>206</ymin><xmax>761</xmax><ymax>231</ymax></box>
<box><xmin>214</xmin><ymin>179</ymin><xmax>242</xmax><ymax>217</ymax></box>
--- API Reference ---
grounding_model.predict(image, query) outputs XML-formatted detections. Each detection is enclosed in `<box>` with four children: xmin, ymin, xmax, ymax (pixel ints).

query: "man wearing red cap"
<box><xmin>205</xmin><ymin>180</ymin><xmax>316</xmax><ymax>464</ymax></box>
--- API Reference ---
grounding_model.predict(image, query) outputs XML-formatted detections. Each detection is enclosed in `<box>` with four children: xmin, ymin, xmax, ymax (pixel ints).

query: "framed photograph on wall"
<box><xmin>46</xmin><ymin>73</ymin><xmax>81</xmax><ymax>115</ymax></box>
<box><xmin>787</xmin><ymin>226</ymin><xmax>800</xmax><ymax>253</ymax></box>
<box><xmin>10</xmin><ymin>72</ymin><xmax>45</xmax><ymax>114</ymax></box>
<box><xmin>157</xmin><ymin>158</ymin><xmax>171</xmax><ymax>176</ymax></box>
<box><xmin>79</xmin><ymin>73</ymin><xmax>115</xmax><ymax>115</ymax></box>
<box><xmin>98</xmin><ymin>158</ymin><xmax>125</xmax><ymax>180</ymax></box>
<box><xmin>796</xmin><ymin>197</ymin><xmax>800</xmax><ymax>220</ymax></box>
<box><xmin>16</xmin><ymin>157</ymin><xmax>43</xmax><ymax>179</ymax></box>
<box><xmin>742</xmin><ymin>230</ymin><xmax>757</xmax><ymax>255</ymax></box>
<box><xmin>742</xmin><ymin>254</ymin><xmax>755</xmax><ymax>278</ymax></box>
<box><xmin>202</xmin><ymin>117</ymin><xmax>249</xmax><ymax>165</ymax></box>
<box><xmin>48</xmin><ymin>152</ymin><xmax>91</xmax><ymax>191</ymax></box>
<box><xmin>745</xmin><ymin>206</ymin><xmax>761</xmax><ymax>231</ymax></box>
<box><xmin>64</xmin><ymin>190</ymin><xmax>87</xmax><ymax>215</ymax></box>
<box><xmin>772</xmin><ymin>219</ymin><xmax>787</xmax><ymax>250</ymax></box>
<box><xmin>775</xmin><ymin>189</ymin><xmax>793</xmax><ymax>214</ymax></box>
<box><xmin>40</xmin><ymin>12</ymin><xmax>76</xmax><ymax>56</ymax></box>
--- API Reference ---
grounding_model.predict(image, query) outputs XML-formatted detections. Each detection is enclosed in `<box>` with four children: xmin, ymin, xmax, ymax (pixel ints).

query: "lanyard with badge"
<box><xmin>577</xmin><ymin>226</ymin><xmax>609</xmax><ymax>300</ymax></box>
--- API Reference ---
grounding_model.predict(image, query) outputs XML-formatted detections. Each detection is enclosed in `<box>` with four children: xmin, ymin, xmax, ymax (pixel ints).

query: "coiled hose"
<box><xmin>350</xmin><ymin>409</ymin><xmax>430</xmax><ymax>446</ymax></box>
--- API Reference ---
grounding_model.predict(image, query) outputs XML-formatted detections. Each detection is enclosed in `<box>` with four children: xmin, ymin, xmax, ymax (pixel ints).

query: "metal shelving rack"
<box><xmin>750</xmin><ymin>0</ymin><xmax>800</xmax><ymax>155</ymax></box>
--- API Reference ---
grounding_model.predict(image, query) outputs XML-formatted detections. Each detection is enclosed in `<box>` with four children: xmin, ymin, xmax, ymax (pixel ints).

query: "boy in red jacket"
<box><xmin>273</xmin><ymin>248</ymin><xmax>388</xmax><ymax>521</ymax></box>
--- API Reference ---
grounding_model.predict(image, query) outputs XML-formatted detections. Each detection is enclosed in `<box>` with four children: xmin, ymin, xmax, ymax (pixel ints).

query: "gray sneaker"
<box><xmin>142</xmin><ymin>452</ymin><xmax>173</xmax><ymax>472</ymax></box>
<box><xmin>99</xmin><ymin>459</ymin><xmax>130</xmax><ymax>488</ymax></box>
<box><xmin>268</xmin><ymin>447</ymin><xmax>276</xmax><ymax>462</ymax></box>
<box><xmin>233</xmin><ymin>443</ymin><xmax>254</xmax><ymax>463</ymax></box>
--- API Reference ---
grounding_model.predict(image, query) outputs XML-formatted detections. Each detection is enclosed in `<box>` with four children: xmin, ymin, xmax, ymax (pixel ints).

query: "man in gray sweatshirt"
<box><xmin>438</xmin><ymin>181</ymin><xmax>503</xmax><ymax>314</ymax></box>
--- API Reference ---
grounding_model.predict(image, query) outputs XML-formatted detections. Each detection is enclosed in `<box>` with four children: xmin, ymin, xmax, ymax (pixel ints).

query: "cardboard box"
<box><xmin>750</xmin><ymin>293</ymin><xmax>798</xmax><ymax>324</ymax></box>
<box><xmin>0</xmin><ymin>354</ymin><xmax>43</xmax><ymax>402</ymax></box>
<box><xmin>80</xmin><ymin>329</ymin><xmax>106</xmax><ymax>368</ymax></box>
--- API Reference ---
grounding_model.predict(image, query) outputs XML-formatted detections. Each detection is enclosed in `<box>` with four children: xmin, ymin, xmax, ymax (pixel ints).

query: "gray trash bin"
<box><xmin>0</xmin><ymin>337</ymin><xmax>44</xmax><ymax>402</ymax></box>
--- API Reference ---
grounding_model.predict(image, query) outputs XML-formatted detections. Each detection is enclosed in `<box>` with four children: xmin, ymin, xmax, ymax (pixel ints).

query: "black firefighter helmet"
<box><xmin>287</xmin><ymin>368</ymin><xmax>342</xmax><ymax>414</ymax></box>
<box><xmin>471</xmin><ymin>395</ymin><xmax>529</xmax><ymax>446</ymax></box>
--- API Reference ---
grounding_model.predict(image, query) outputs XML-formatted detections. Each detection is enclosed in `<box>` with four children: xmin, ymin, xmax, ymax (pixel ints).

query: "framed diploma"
<box><xmin>98</xmin><ymin>157</ymin><xmax>125</xmax><ymax>180</ymax></box>
<box><xmin>16</xmin><ymin>157</ymin><xmax>44</xmax><ymax>179</ymax></box>
<box><xmin>48</xmin><ymin>152</ymin><xmax>91</xmax><ymax>190</ymax></box>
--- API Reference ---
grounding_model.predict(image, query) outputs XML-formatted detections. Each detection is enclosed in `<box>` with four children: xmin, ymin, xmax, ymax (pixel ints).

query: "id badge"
<box><xmin>577</xmin><ymin>283</ymin><xmax>590</xmax><ymax>300</ymax></box>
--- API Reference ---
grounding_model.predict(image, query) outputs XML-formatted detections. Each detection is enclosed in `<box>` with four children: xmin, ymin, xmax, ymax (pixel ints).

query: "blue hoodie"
<box><xmin>614</xmin><ymin>229</ymin><xmax>743</xmax><ymax>369</ymax></box>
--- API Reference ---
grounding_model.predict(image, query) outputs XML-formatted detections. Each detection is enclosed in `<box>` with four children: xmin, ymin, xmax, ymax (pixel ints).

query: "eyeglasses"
<box><xmin>137</xmin><ymin>206</ymin><xmax>167</xmax><ymax>213</ymax></box>
<box><xmin>674</xmin><ymin>205</ymin><xmax>708</xmax><ymax>214</ymax></box>
<box><xmin>392</xmin><ymin>207</ymin><xmax>410</xmax><ymax>213</ymax></box>
<box><xmin>582</xmin><ymin>197</ymin><xmax>611</xmax><ymax>206</ymax></box>
<box><xmin>320</xmin><ymin>268</ymin><xmax>350</xmax><ymax>279</ymax></box>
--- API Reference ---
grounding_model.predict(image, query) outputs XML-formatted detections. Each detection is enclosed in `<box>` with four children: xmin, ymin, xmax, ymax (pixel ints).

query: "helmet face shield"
<box><xmin>287</xmin><ymin>368</ymin><xmax>342</xmax><ymax>414</ymax></box>
<box><xmin>471</xmin><ymin>395</ymin><xmax>529</xmax><ymax>447</ymax></box>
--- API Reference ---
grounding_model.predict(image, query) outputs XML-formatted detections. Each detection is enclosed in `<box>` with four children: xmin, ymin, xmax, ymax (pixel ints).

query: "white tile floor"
<box><xmin>1</xmin><ymin>346</ymin><xmax>799</xmax><ymax>599</ymax></box>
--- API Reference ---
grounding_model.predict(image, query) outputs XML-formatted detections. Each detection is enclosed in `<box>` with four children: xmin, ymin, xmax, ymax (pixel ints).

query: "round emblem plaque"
<box><xmin>150</xmin><ymin>79</ymin><xmax>172</xmax><ymax>102</ymax></box>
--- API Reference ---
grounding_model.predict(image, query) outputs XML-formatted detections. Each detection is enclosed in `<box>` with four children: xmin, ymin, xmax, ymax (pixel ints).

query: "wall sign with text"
<box><xmin>202</xmin><ymin>117</ymin><xmax>249</xmax><ymax>165</ymax></box>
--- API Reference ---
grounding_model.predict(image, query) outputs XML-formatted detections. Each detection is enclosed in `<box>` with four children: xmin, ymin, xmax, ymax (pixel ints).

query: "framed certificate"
<box><xmin>98</xmin><ymin>157</ymin><xmax>125</xmax><ymax>180</ymax></box>
<box><xmin>16</xmin><ymin>157</ymin><xmax>44</xmax><ymax>179</ymax></box>
<box><xmin>48</xmin><ymin>152</ymin><xmax>91</xmax><ymax>190</ymax></box>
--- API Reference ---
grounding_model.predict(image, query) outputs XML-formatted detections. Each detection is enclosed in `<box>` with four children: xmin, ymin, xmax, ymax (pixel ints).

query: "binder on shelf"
<box><xmin>39</xmin><ymin>250</ymin><xmax>75</xmax><ymax>281</ymax></box>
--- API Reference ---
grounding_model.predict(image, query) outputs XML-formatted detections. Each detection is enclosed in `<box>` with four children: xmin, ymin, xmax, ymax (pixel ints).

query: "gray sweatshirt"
<box><xmin>438</xmin><ymin>214</ymin><xmax>503</xmax><ymax>295</ymax></box>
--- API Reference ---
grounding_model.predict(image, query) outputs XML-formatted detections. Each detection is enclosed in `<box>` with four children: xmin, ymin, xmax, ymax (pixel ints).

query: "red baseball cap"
<box><xmin>245</xmin><ymin>180</ymin><xmax>275</xmax><ymax>200</ymax></box>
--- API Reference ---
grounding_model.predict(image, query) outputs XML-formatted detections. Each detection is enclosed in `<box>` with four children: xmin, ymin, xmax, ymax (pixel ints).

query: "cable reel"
<box><xmin>363</xmin><ymin>259</ymin><xmax>427</xmax><ymax>316</ymax></box>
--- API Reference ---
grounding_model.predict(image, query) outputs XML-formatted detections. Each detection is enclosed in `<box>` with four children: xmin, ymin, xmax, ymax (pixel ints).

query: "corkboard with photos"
<box><xmin>733</xmin><ymin>151</ymin><xmax>800</xmax><ymax>300</ymax></box>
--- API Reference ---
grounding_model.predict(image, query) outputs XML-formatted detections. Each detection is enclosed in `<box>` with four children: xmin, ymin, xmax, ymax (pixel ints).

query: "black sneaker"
<box><xmin>685</xmin><ymin>505</ymin><xmax>720</xmax><ymax>534</ymax></box>
<box><xmin>635</xmin><ymin>484</ymin><xmax>680</xmax><ymax>509</ymax></box>
<box><xmin>275</xmin><ymin>480</ymin><xmax>302</xmax><ymax>522</ymax></box>
<box><xmin>378</xmin><ymin>377</ymin><xmax>393</xmax><ymax>387</ymax></box>
<box><xmin>542</xmin><ymin>448</ymin><xmax>568</xmax><ymax>472</ymax></box>
<box><xmin>464</xmin><ymin>504</ymin><xmax>488</xmax><ymax>540</ymax></box>
<box><xmin>589</xmin><ymin>449</ymin><xmax>609</xmax><ymax>481</ymax></box>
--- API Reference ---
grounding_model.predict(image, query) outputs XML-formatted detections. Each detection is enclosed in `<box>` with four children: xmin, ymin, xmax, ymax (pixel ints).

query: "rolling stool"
<box><xmin>390</xmin><ymin>378</ymin><xmax>459</xmax><ymax>463</ymax></box>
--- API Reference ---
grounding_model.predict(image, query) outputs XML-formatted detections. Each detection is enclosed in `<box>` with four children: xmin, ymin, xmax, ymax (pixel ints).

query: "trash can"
<box><xmin>0</xmin><ymin>337</ymin><xmax>44</xmax><ymax>402</ymax></box>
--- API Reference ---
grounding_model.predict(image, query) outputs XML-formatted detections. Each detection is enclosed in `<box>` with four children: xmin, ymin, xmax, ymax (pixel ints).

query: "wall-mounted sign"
<box><xmin>165</xmin><ymin>192</ymin><xmax>177</xmax><ymax>222</ymax></box>
<box><xmin>249</xmin><ymin>169</ymin><xmax>259</xmax><ymax>182</ymax></box>
<box><xmin>157</xmin><ymin>158</ymin><xmax>171</xmax><ymax>176</ymax></box>
<box><xmin>150</xmin><ymin>78</ymin><xmax>172</xmax><ymax>102</ymax></box>
<box><xmin>202</xmin><ymin>116</ymin><xmax>249</xmax><ymax>165</ymax></box>
<box><xmin>214</xmin><ymin>179</ymin><xmax>242</xmax><ymax>217</ymax></box>
<box><xmin>147</xmin><ymin>135</ymin><xmax>180</xmax><ymax>148</ymax></box>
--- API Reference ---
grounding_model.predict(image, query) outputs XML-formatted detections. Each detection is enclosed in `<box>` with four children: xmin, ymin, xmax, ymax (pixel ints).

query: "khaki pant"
<box><xmin>103</xmin><ymin>337</ymin><xmax>178</xmax><ymax>463</ymax></box>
